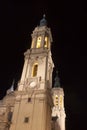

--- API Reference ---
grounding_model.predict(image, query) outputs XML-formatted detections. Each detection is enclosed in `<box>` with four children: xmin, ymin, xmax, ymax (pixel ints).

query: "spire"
<box><xmin>7</xmin><ymin>79</ymin><xmax>15</xmax><ymax>94</ymax></box>
<box><xmin>39</xmin><ymin>14</ymin><xmax>47</xmax><ymax>27</ymax></box>
<box><xmin>54</xmin><ymin>70</ymin><xmax>60</xmax><ymax>88</ymax></box>
<box><xmin>10</xmin><ymin>79</ymin><xmax>15</xmax><ymax>92</ymax></box>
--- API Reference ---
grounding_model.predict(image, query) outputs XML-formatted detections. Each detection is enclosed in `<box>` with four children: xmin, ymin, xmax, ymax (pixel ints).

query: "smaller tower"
<box><xmin>52</xmin><ymin>71</ymin><xmax>66</xmax><ymax>130</ymax></box>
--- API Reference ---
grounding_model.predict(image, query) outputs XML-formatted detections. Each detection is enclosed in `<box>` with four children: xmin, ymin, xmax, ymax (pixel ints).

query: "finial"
<box><xmin>7</xmin><ymin>79</ymin><xmax>15</xmax><ymax>94</ymax></box>
<box><xmin>10</xmin><ymin>79</ymin><xmax>15</xmax><ymax>92</ymax></box>
<box><xmin>54</xmin><ymin>70</ymin><xmax>60</xmax><ymax>88</ymax></box>
<box><xmin>43</xmin><ymin>14</ymin><xmax>46</xmax><ymax>18</ymax></box>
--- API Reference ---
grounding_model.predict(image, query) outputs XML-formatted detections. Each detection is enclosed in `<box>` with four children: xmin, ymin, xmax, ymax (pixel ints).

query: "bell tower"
<box><xmin>18</xmin><ymin>14</ymin><xmax>54</xmax><ymax>91</ymax></box>
<box><xmin>9</xmin><ymin>15</ymin><xmax>54</xmax><ymax>130</ymax></box>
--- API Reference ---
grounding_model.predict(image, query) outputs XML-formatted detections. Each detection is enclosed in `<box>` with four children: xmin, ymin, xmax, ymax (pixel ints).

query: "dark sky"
<box><xmin>0</xmin><ymin>0</ymin><xmax>87</xmax><ymax>130</ymax></box>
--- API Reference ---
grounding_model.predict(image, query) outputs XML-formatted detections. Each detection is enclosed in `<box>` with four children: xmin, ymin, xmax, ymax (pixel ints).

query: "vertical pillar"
<box><xmin>20</xmin><ymin>57</ymin><xmax>28</xmax><ymax>82</ymax></box>
<box><xmin>18</xmin><ymin>57</ymin><xmax>29</xmax><ymax>91</ymax></box>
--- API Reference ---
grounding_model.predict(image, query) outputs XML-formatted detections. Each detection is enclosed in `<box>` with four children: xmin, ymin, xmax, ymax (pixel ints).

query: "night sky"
<box><xmin>0</xmin><ymin>1</ymin><xmax>87</xmax><ymax>130</ymax></box>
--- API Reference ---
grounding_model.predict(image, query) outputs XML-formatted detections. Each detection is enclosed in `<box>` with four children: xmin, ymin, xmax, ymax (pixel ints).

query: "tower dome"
<box><xmin>54</xmin><ymin>70</ymin><xmax>61</xmax><ymax>87</ymax></box>
<box><xmin>39</xmin><ymin>14</ymin><xmax>47</xmax><ymax>26</ymax></box>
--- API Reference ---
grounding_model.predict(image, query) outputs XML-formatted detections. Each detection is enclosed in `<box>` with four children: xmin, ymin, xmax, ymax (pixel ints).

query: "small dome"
<box><xmin>39</xmin><ymin>14</ymin><xmax>47</xmax><ymax>26</ymax></box>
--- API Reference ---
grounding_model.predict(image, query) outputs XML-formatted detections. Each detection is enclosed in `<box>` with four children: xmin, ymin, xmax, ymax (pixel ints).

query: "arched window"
<box><xmin>36</xmin><ymin>36</ymin><xmax>41</xmax><ymax>48</ymax></box>
<box><xmin>8</xmin><ymin>111</ymin><xmax>13</xmax><ymax>122</ymax></box>
<box><xmin>32</xmin><ymin>63</ymin><xmax>38</xmax><ymax>77</ymax></box>
<box><xmin>60</xmin><ymin>95</ymin><xmax>63</xmax><ymax>109</ymax></box>
<box><xmin>55</xmin><ymin>95</ymin><xmax>58</xmax><ymax>106</ymax></box>
<box><xmin>44</xmin><ymin>37</ymin><xmax>48</xmax><ymax>48</ymax></box>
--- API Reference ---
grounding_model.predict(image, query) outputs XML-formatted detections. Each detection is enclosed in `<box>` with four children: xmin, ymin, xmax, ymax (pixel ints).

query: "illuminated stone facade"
<box><xmin>0</xmin><ymin>15</ymin><xmax>66</xmax><ymax>130</ymax></box>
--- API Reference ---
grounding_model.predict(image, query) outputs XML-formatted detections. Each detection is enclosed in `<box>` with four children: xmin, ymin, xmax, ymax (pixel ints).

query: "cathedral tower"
<box><xmin>0</xmin><ymin>15</ymin><xmax>66</xmax><ymax>130</ymax></box>
<box><xmin>9</xmin><ymin>15</ymin><xmax>54</xmax><ymax>130</ymax></box>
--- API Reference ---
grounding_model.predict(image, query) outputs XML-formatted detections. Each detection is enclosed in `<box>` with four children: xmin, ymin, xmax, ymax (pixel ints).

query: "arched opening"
<box><xmin>32</xmin><ymin>63</ymin><xmax>38</xmax><ymax>77</ymax></box>
<box><xmin>55</xmin><ymin>95</ymin><xmax>58</xmax><ymax>106</ymax></box>
<box><xmin>60</xmin><ymin>95</ymin><xmax>63</xmax><ymax>109</ymax></box>
<box><xmin>44</xmin><ymin>36</ymin><xmax>48</xmax><ymax>48</ymax></box>
<box><xmin>36</xmin><ymin>36</ymin><xmax>41</xmax><ymax>48</ymax></box>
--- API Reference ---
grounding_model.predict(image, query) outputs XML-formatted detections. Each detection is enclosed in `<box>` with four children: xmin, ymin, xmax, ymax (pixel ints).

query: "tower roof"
<box><xmin>39</xmin><ymin>14</ymin><xmax>47</xmax><ymax>27</ymax></box>
<box><xmin>54</xmin><ymin>70</ymin><xmax>61</xmax><ymax>88</ymax></box>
